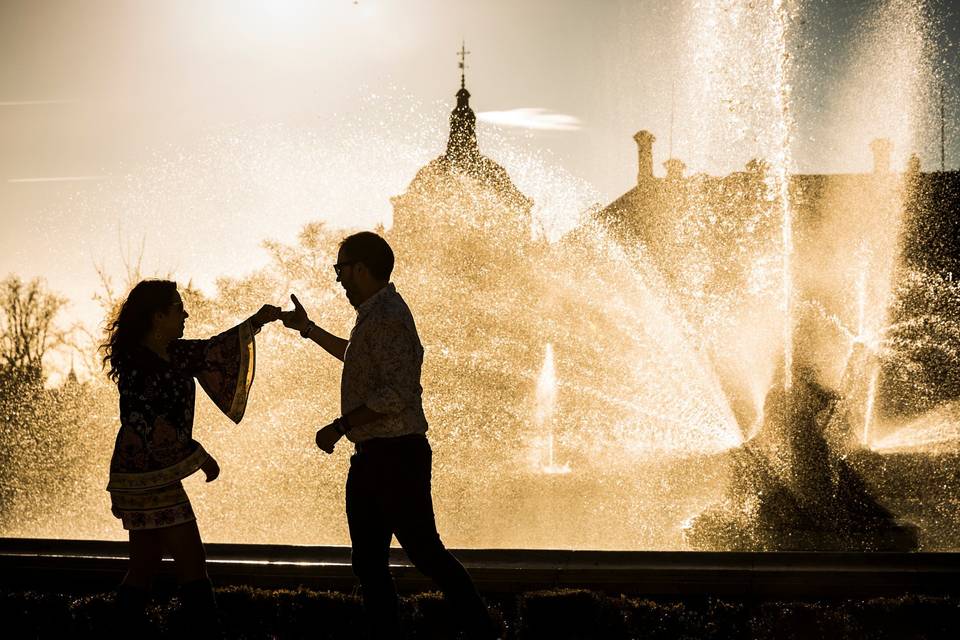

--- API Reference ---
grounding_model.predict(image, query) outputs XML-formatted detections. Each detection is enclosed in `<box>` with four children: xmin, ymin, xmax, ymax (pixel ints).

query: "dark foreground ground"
<box><xmin>4</xmin><ymin>586</ymin><xmax>959</xmax><ymax>639</ymax></box>
<box><xmin>4</xmin><ymin>539</ymin><xmax>960</xmax><ymax>638</ymax></box>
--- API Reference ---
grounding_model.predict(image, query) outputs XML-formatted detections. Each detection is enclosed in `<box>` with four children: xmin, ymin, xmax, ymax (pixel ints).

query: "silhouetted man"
<box><xmin>282</xmin><ymin>231</ymin><xmax>497</xmax><ymax>639</ymax></box>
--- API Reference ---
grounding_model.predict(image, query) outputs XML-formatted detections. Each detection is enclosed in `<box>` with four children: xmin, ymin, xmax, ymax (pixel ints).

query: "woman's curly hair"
<box><xmin>101</xmin><ymin>280</ymin><xmax>178</xmax><ymax>383</ymax></box>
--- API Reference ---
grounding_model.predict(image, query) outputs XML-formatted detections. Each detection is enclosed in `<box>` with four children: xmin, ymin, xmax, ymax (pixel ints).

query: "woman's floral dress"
<box><xmin>106</xmin><ymin>322</ymin><xmax>255</xmax><ymax>530</ymax></box>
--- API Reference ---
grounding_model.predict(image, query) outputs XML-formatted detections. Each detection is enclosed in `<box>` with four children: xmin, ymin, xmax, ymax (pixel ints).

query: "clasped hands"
<box><xmin>250</xmin><ymin>293</ymin><xmax>311</xmax><ymax>331</ymax></box>
<box><xmin>256</xmin><ymin>294</ymin><xmax>345</xmax><ymax>455</ymax></box>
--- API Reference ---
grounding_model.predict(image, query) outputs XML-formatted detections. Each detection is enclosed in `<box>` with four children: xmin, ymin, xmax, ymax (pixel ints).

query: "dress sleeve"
<box><xmin>169</xmin><ymin>320</ymin><xmax>257</xmax><ymax>423</ymax></box>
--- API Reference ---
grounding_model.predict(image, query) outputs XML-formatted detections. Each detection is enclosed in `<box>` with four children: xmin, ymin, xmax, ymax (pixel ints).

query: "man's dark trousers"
<box><xmin>346</xmin><ymin>434</ymin><xmax>495</xmax><ymax>639</ymax></box>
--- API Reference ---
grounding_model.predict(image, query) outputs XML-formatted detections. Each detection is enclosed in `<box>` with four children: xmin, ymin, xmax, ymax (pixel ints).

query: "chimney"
<box><xmin>906</xmin><ymin>153</ymin><xmax>921</xmax><ymax>175</ymax></box>
<box><xmin>664</xmin><ymin>158</ymin><xmax>686</xmax><ymax>181</ymax></box>
<box><xmin>870</xmin><ymin>138</ymin><xmax>892</xmax><ymax>174</ymax></box>
<box><xmin>633</xmin><ymin>130</ymin><xmax>655</xmax><ymax>183</ymax></box>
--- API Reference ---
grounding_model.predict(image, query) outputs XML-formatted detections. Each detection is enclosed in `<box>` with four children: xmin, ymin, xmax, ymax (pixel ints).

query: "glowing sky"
<box><xmin>1</xmin><ymin>0</ymin><xmax>958</xmax><ymax>380</ymax></box>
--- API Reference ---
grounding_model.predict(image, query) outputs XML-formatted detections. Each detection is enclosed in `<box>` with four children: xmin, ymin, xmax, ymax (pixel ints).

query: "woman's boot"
<box><xmin>114</xmin><ymin>584</ymin><xmax>151</xmax><ymax>638</ymax></box>
<box><xmin>178</xmin><ymin>577</ymin><xmax>221</xmax><ymax>638</ymax></box>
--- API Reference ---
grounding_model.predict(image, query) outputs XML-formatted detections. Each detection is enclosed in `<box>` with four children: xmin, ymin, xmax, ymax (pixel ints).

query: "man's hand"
<box><xmin>315</xmin><ymin>422</ymin><xmax>343</xmax><ymax>454</ymax></box>
<box><xmin>201</xmin><ymin>455</ymin><xmax>221</xmax><ymax>483</ymax></box>
<box><xmin>252</xmin><ymin>304</ymin><xmax>282</xmax><ymax>326</ymax></box>
<box><xmin>281</xmin><ymin>293</ymin><xmax>310</xmax><ymax>332</ymax></box>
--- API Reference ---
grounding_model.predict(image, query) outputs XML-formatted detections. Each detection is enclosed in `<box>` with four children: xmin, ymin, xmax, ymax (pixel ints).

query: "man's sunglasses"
<box><xmin>333</xmin><ymin>260</ymin><xmax>359</xmax><ymax>277</ymax></box>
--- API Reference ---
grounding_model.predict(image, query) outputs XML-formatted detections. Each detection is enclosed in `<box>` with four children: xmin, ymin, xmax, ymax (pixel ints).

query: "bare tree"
<box><xmin>82</xmin><ymin>234</ymin><xmax>153</xmax><ymax>376</ymax></box>
<box><xmin>0</xmin><ymin>276</ymin><xmax>67</xmax><ymax>384</ymax></box>
<box><xmin>92</xmin><ymin>234</ymin><xmax>147</xmax><ymax>316</ymax></box>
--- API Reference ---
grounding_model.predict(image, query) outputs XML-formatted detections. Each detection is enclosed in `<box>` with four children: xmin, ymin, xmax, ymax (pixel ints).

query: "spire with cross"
<box><xmin>458</xmin><ymin>40</ymin><xmax>470</xmax><ymax>90</ymax></box>
<box><xmin>446</xmin><ymin>40</ymin><xmax>479</xmax><ymax>163</ymax></box>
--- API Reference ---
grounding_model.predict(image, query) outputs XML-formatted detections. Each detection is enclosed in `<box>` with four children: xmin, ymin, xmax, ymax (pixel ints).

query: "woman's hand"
<box><xmin>251</xmin><ymin>304</ymin><xmax>282</xmax><ymax>327</ymax></box>
<box><xmin>201</xmin><ymin>455</ymin><xmax>221</xmax><ymax>483</ymax></box>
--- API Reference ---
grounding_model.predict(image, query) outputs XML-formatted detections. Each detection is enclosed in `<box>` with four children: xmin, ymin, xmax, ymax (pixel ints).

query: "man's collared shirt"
<box><xmin>341</xmin><ymin>282</ymin><xmax>429</xmax><ymax>443</ymax></box>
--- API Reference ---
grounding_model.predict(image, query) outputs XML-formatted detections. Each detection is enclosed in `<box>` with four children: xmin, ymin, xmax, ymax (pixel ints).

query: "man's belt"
<box><xmin>354</xmin><ymin>433</ymin><xmax>427</xmax><ymax>454</ymax></box>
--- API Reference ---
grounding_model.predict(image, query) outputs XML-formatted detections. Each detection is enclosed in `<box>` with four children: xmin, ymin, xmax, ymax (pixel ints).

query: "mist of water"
<box><xmin>1</xmin><ymin>0</ymin><xmax>957</xmax><ymax>551</ymax></box>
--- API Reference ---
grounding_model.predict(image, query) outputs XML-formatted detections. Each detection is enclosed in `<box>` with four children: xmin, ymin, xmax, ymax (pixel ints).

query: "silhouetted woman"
<box><xmin>101</xmin><ymin>279</ymin><xmax>279</xmax><ymax>636</ymax></box>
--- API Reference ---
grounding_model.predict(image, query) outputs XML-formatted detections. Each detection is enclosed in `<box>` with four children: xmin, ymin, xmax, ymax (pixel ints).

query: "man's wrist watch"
<box><xmin>300</xmin><ymin>321</ymin><xmax>315</xmax><ymax>339</ymax></box>
<box><xmin>333</xmin><ymin>416</ymin><xmax>351</xmax><ymax>435</ymax></box>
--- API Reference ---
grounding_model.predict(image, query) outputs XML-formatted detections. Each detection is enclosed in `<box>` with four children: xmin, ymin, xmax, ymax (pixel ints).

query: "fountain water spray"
<box><xmin>862</xmin><ymin>368</ymin><xmax>880</xmax><ymax>445</ymax></box>
<box><xmin>772</xmin><ymin>0</ymin><xmax>795</xmax><ymax>391</ymax></box>
<box><xmin>1</xmin><ymin>0</ymin><xmax>955</xmax><ymax>552</ymax></box>
<box><xmin>535</xmin><ymin>343</ymin><xmax>570</xmax><ymax>475</ymax></box>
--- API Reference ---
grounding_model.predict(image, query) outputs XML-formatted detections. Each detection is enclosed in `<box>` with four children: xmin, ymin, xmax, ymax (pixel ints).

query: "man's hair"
<box><xmin>339</xmin><ymin>231</ymin><xmax>394</xmax><ymax>281</ymax></box>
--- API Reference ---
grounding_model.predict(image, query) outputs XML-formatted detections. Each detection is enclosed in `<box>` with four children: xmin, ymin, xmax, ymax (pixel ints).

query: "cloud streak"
<box><xmin>477</xmin><ymin>108</ymin><xmax>581</xmax><ymax>131</ymax></box>
<box><xmin>0</xmin><ymin>100</ymin><xmax>77</xmax><ymax>107</ymax></box>
<box><xmin>8</xmin><ymin>176</ymin><xmax>107</xmax><ymax>183</ymax></box>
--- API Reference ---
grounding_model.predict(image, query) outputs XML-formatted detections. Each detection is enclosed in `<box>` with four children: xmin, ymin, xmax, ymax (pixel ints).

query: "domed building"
<box><xmin>390</xmin><ymin>48</ymin><xmax>533</xmax><ymax>246</ymax></box>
